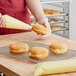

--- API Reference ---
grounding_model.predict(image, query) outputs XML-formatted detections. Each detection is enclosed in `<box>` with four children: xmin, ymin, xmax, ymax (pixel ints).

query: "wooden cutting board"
<box><xmin>0</xmin><ymin>40</ymin><xmax>76</xmax><ymax>76</ymax></box>
<box><xmin>0</xmin><ymin>55</ymin><xmax>76</xmax><ymax>76</ymax></box>
<box><xmin>0</xmin><ymin>32</ymin><xmax>76</xmax><ymax>76</ymax></box>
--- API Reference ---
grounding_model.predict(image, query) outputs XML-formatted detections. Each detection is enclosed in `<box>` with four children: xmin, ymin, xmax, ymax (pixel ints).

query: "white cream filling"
<box><xmin>51</xmin><ymin>49</ymin><xmax>67</xmax><ymax>54</ymax></box>
<box><xmin>10</xmin><ymin>49</ymin><xmax>27</xmax><ymax>52</ymax></box>
<box><xmin>28</xmin><ymin>53</ymin><xmax>47</xmax><ymax>57</ymax></box>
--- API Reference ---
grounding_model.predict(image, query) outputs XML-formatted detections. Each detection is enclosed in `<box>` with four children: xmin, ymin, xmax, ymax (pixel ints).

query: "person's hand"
<box><xmin>0</xmin><ymin>13</ymin><xmax>5</xmax><ymax>27</ymax></box>
<box><xmin>37</xmin><ymin>17</ymin><xmax>51</xmax><ymax>37</ymax></box>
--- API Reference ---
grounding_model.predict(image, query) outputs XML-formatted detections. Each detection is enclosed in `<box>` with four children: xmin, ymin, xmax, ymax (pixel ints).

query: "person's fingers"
<box><xmin>0</xmin><ymin>13</ymin><xmax>5</xmax><ymax>27</ymax></box>
<box><xmin>0</xmin><ymin>13</ymin><xmax>3</xmax><ymax>21</ymax></box>
<box><xmin>1</xmin><ymin>17</ymin><xmax>4</xmax><ymax>21</ymax></box>
<box><xmin>0</xmin><ymin>18</ymin><xmax>5</xmax><ymax>27</ymax></box>
<box><xmin>0</xmin><ymin>17</ymin><xmax>2</xmax><ymax>26</ymax></box>
<box><xmin>1</xmin><ymin>20</ymin><xmax>5</xmax><ymax>27</ymax></box>
<box><xmin>0</xmin><ymin>13</ymin><xmax>2</xmax><ymax>16</ymax></box>
<box><xmin>37</xmin><ymin>17</ymin><xmax>51</xmax><ymax>37</ymax></box>
<box><xmin>0</xmin><ymin>13</ymin><xmax>3</xmax><ymax>27</ymax></box>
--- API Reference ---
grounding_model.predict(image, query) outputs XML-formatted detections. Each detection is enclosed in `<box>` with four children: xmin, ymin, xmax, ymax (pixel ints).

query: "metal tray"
<box><xmin>0</xmin><ymin>40</ymin><xmax>76</xmax><ymax>63</ymax></box>
<box><xmin>49</xmin><ymin>20</ymin><xmax>68</xmax><ymax>24</ymax></box>
<box><xmin>30</xmin><ymin>13</ymin><xmax>68</xmax><ymax>19</ymax></box>
<box><xmin>40</xmin><ymin>0</ymin><xmax>70</xmax><ymax>3</ymax></box>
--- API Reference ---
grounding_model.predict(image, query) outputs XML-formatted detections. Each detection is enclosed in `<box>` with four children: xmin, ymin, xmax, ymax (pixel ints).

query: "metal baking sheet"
<box><xmin>30</xmin><ymin>13</ymin><xmax>67</xmax><ymax>19</ymax></box>
<box><xmin>0</xmin><ymin>40</ymin><xmax>76</xmax><ymax>63</ymax></box>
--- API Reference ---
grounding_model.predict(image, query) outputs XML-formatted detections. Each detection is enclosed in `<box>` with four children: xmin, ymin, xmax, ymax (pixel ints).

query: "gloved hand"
<box><xmin>0</xmin><ymin>13</ymin><xmax>5</xmax><ymax>27</ymax></box>
<box><xmin>37</xmin><ymin>17</ymin><xmax>51</xmax><ymax>37</ymax></box>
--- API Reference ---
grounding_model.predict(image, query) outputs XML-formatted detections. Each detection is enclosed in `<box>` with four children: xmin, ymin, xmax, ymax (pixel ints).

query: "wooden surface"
<box><xmin>0</xmin><ymin>31</ymin><xmax>76</xmax><ymax>76</ymax></box>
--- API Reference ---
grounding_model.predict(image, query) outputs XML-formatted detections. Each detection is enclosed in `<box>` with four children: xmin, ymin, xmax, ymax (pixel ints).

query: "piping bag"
<box><xmin>0</xmin><ymin>13</ymin><xmax>5</xmax><ymax>27</ymax></box>
<box><xmin>34</xmin><ymin>58</ymin><xmax>76</xmax><ymax>76</ymax></box>
<box><xmin>0</xmin><ymin>14</ymin><xmax>32</xmax><ymax>30</ymax></box>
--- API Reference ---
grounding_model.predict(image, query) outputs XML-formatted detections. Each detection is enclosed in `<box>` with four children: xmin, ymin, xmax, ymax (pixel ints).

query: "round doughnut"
<box><xmin>9</xmin><ymin>43</ymin><xmax>29</xmax><ymax>54</ymax></box>
<box><xmin>28</xmin><ymin>47</ymin><xmax>49</xmax><ymax>60</ymax></box>
<box><xmin>32</xmin><ymin>24</ymin><xmax>49</xmax><ymax>35</ymax></box>
<box><xmin>49</xmin><ymin>42</ymin><xmax>67</xmax><ymax>55</ymax></box>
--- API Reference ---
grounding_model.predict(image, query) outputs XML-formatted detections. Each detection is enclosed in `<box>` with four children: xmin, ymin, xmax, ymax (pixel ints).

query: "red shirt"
<box><xmin>0</xmin><ymin>0</ymin><xmax>31</xmax><ymax>34</ymax></box>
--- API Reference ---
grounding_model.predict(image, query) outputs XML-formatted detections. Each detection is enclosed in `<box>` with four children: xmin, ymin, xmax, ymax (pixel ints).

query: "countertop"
<box><xmin>0</xmin><ymin>31</ymin><xmax>76</xmax><ymax>76</ymax></box>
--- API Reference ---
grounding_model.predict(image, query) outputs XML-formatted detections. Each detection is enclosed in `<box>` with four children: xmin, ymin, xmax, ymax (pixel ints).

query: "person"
<box><xmin>0</xmin><ymin>0</ymin><xmax>51</xmax><ymax>75</ymax></box>
<box><xmin>0</xmin><ymin>0</ymin><xmax>51</xmax><ymax>36</ymax></box>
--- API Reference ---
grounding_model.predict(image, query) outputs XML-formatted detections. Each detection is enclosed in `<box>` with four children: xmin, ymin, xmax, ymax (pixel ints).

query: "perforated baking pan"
<box><xmin>0</xmin><ymin>40</ymin><xmax>76</xmax><ymax>63</ymax></box>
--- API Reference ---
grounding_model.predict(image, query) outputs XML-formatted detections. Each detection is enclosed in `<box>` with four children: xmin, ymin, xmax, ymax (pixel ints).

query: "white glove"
<box><xmin>37</xmin><ymin>17</ymin><xmax>51</xmax><ymax>37</ymax></box>
<box><xmin>0</xmin><ymin>13</ymin><xmax>5</xmax><ymax>27</ymax></box>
